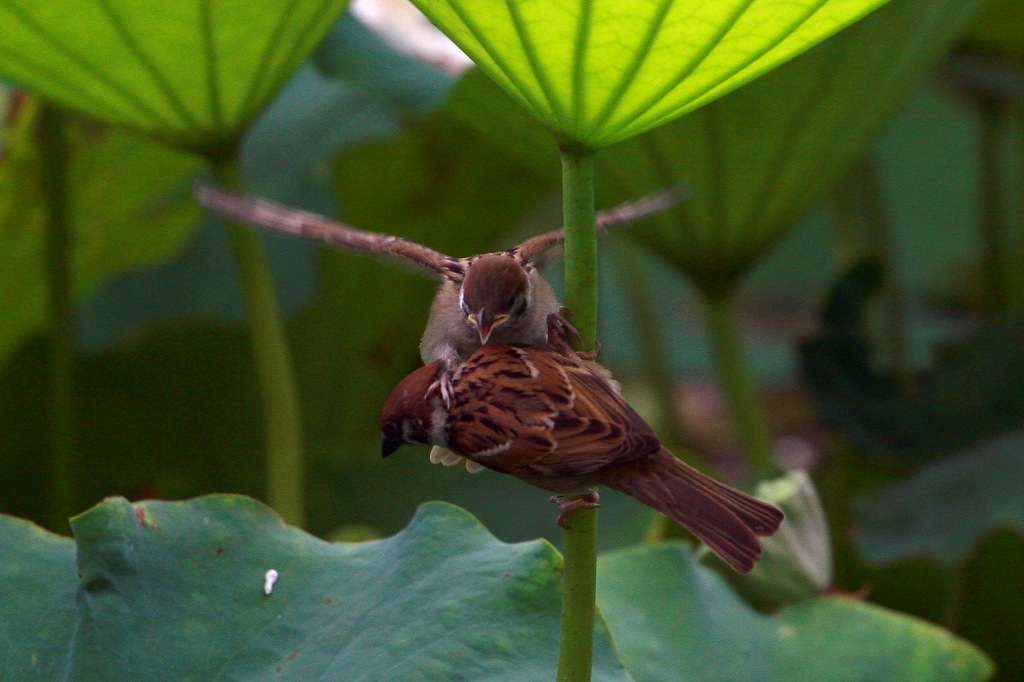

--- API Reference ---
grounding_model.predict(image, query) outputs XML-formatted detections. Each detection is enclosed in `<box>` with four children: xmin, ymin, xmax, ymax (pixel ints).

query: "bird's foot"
<box><xmin>549</xmin><ymin>490</ymin><xmax>601</xmax><ymax>528</ymax></box>
<box><xmin>425</xmin><ymin>360</ymin><xmax>458</xmax><ymax>407</ymax></box>
<box><xmin>575</xmin><ymin>342</ymin><xmax>601</xmax><ymax>362</ymax></box>
<box><xmin>547</xmin><ymin>308</ymin><xmax>601</xmax><ymax>360</ymax></box>
<box><xmin>546</xmin><ymin>308</ymin><xmax>578</xmax><ymax>355</ymax></box>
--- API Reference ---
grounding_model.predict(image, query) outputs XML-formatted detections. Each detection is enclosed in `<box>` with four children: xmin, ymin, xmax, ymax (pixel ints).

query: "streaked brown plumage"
<box><xmin>380</xmin><ymin>345</ymin><xmax>784</xmax><ymax>573</ymax></box>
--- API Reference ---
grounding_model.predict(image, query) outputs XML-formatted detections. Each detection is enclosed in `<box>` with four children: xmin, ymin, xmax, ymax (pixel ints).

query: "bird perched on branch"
<box><xmin>195</xmin><ymin>184</ymin><xmax>681</xmax><ymax>402</ymax></box>
<box><xmin>379</xmin><ymin>343</ymin><xmax>783</xmax><ymax>573</ymax></box>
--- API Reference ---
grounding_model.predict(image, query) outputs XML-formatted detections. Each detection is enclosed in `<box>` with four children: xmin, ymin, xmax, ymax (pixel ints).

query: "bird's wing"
<box><xmin>513</xmin><ymin>185</ymin><xmax>687</xmax><ymax>268</ymax></box>
<box><xmin>449</xmin><ymin>346</ymin><xmax>661</xmax><ymax>479</ymax></box>
<box><xmin>195</xmin><ymin>183</ymin><xmax>460</xmax><ymax>282</ymax></box>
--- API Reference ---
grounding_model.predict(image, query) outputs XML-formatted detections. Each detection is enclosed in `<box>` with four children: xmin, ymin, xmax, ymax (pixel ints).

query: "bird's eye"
<box><xmin>383</xmin><ymin>422</ymin><xmax>402</xmax><ymax>438</ymax></box>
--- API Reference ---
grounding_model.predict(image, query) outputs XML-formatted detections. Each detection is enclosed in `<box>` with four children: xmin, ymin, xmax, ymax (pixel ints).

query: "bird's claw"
<box><xmin>425</xmin><ymin>367</ymin><xmax>456</xmax><ymax>407</ymax></box>
<box><xmin>549</xmin><ymin>491</ymin><xmax>601</xmax><ymax>528</ymax></box>
<box><xmin>549</xmin><ymin>307</ymin><xmax>580</xmax><ymax>343</ymax></box>
<box><xmin>547</xmin><ymin>308</ymin><xmax>600</xmax><ymax>360</ymax></box>
<box><xmin>574</xmin><ymin>342</ymin><xmax>601</xmax><ymax>362</ymax></box>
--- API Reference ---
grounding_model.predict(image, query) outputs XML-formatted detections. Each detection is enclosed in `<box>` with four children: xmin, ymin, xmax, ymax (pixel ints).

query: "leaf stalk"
<box><xmin>556</xmin><ymin>145</ymin><xmax>598</xmax><ymax>682</ymax></box>
<box><xmin>210</xmin><ymin>159</ymin><xmax>306</xmax><ymax>527</ymax></box>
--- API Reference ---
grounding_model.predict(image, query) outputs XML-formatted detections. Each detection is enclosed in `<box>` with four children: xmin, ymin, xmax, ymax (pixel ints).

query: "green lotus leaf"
<box><xmin>598</xmin><ymin>543</ymin><xmax>994</xmax><ymax>681</ymax></box>
<box><xmin>599</xmin><ymin>0</ymin><xmax>983</xmax><ymax>293</ymax></box>
<box><xmin>429</xmin><ymin>0</ymin><xmax>982</xmax><ymax>293</ymax></box>
<box><xmin>410</xmin><ymin>0</ymin><xmax>893</xmax><ymax>148</ymax></box>
<box><xmin>0</xmin><ymin>496</ymin><xmax>630</xmax><ymax>681</ymax></box>
<box><xmin>0</xmin><ymin>513</ymin><xmax>78</xmax><ymax>680</ymax></box>
<box><xmin>0</xmin><ymin>0</ymin><xmax>350</xmax><ymax>152</ymax></box>
<box><xmin>855</xmin><ymin>428</ymin><xmax>1024</xmax><ymax>566</ymax></box>
<box><xmin>966</xmin><ymin>0</ymin><xmax>1024</xmax><ymax>60</ymax></box>
<box><xmin>0</xmin><ymin>99</ymin><xmax>200</xmax><ymax>370</ymax></box>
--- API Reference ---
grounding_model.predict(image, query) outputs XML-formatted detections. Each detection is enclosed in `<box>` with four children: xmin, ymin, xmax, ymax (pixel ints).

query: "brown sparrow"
<box><xmin>195</xmin><ymin>184</ymin><xmax>680</xmax><ymax>400</ymax></box>
<box><xmin>379</xmin><ymin>344</ymin><xmax>784</xmax><ymax>573</ymax></box>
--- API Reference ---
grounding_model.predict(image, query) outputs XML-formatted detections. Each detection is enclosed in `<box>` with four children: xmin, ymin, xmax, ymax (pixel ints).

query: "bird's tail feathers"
<box><xmin>607</xmin><ymin>449</ymin><xmax>783</xmax><ymax>573</ymax></box>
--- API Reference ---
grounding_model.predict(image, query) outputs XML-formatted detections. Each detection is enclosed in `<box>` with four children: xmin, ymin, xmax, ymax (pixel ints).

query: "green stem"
<box><xmin>556</xmin><ymin>145</ymin><xmax>598</xmax><ymax>682</ymax></box>
<box><xmin>978</xmin><ymin>97</ymin><xmax>1008</xmax><ymax>318</ymax></box>
<box><xmin>858</xmin><ymin>162</ymin><xmax>911</xmax><ymax>393</ymax></box>
<box><xmin>210</xmin><ymin>159</ymin><xmax>306</xmax><ymax>527</ymax></box>
<box><xmin>39</xmin><ymin>104</ymin><xmax>77</xmax><ymax>532</ymax></box>
<box><xmin>614</xmin><ymin>236</ymin><xmax>710</xmax><ymax>538</ymax></box>
<box><xmin>613</xmin><ymin>239</ymin><xmax>693</xmax><ymax>452</ymax></box>
<box><xmin>561</xmin><ymin>147</ymin><xmax>598</xmax><ymax>350</ymax></box>
<box><xmin>558</xmin><ymin>504</ymin><xmax>598</xmax><ymax>682</ymax></box>
<box><xmin>703</xmin><ymin>292</ymin><xmax>777</xmax><ymax>480</ymax></box>
<box><xmin>1016</xmin><ymin>104</ymin><xmax>1024</xmax><ymax>309</ymax></box>
<box><xmin>833</xmin><ymin>160</ymin><xmax>913</xmax><ymax>392</ymax></box>
<box><xmin>940</xmin><ymin>564</ymin><xmax>966</xmax><ymax>632</ymax></box>
<box><xmin>830</xmin><ymin>172</ymin><xmax>866</xmax><ymax>268</ymax></box>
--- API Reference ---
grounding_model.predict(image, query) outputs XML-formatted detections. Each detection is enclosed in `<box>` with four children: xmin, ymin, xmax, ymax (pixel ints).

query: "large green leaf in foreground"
<box><xmin>0</xmin><ymin>496</ymin><xmax>629</xmax><ymax>681</ymax></box>
<box><xmin>0</xmin><ymin>514</ymin><xmax>78</xmax><ymax>680</ymax></box>
<box><xmin>598</xmin><ymin>544</ymin><xmax>993</xmax><ymax>681</ymax></box>
<box><xmin>0</xmin><ymin>0</ymin><xmax>350</xmax><ymax>152</ymax></box>
<box><xmin>410</xmin><ymin>0</ymin><xmax>892</xmax><ymax>148</ymax></box>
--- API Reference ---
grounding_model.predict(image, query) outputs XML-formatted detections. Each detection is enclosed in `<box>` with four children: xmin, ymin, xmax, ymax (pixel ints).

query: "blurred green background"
<box><xmin>1</xmin><ymin>0</ymin><xmax>1022</xmax><ymax>678</ymax></box>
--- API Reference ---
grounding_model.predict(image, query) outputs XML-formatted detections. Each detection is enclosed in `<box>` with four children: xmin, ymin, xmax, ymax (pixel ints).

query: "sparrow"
<box><xmin>195</xmin><ymin>184</ymin><xmax>681</xmax><ymax>401</ymax></box>
<box><xmin>379</xmin><ymin>344</ymin><xmax>784</xmax><ymax>573</ymax></box>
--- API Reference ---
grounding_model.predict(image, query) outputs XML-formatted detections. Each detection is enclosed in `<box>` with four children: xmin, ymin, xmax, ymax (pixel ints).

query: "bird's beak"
<box><xmin>381</xmin><ymin>434</ymin><xmax>404</xmax><ymax>458</ymax></box>
<box><xmin>476</xmin><ymin>311</ymin><xmax>495</xmax><ymax>345</ymax></box>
